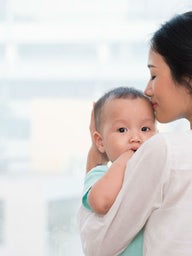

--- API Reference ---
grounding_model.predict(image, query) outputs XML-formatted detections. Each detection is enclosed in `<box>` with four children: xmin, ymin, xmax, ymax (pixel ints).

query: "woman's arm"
<box><xmin>79</xmin><ymin>134</ymin><xmax>169</xmax><ymax>256</ymax></box>
<box><xmin>88</xmin><ymin>150</ymin><xmax>134</xmax><ymax>214</ymax></box>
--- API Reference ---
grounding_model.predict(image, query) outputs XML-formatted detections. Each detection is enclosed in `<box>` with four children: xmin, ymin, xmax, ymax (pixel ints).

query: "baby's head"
<box><xmin>94</xmin><ymin>87</ymin><xmax>154</xmax><ymax>132</ymax></box>
<box><xmin>93</xmin><ymin>87</ymin><xmax>156</xmax><ymax>162</ymax></box>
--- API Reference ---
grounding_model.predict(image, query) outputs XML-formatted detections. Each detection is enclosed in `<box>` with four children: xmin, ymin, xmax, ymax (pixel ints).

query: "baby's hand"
<box><xmin>112</xmin><ymin>150</ymin><xmax>134</xmax><ymax>171</ymax></box>
<box><xmin>120</xmin><ymin>150</ymin><xmax>135</xmax><ymax>162</ymax></box>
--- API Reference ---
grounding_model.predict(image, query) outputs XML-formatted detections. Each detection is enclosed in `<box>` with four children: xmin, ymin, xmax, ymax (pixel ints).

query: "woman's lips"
<box><xmin>152</xmin><ymin>102</ymin><xmax>158</xmax><ymax>109</ymax></box>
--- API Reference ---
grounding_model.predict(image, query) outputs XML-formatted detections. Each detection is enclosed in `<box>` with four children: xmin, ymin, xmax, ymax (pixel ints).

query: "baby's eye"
<box><xmin>141</xmin><ymin>126</ymin><xmax>150</xmax><ymax>132</ymax></box>
<box><xmin>150</xmin><ymin>75</ymin><xmax>156</xmax><ymax>80</ymax></box>
<box><xmin>118</xmin><ymin>127</ymin><xmax>128</xmax><ymax>133</ymax></box>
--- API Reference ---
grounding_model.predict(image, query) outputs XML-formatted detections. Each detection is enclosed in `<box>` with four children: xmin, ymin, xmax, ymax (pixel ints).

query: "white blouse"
<box><xmin>78</xmin><ymin>130</ymin><xmax>192</xmax><ymax>256</ymax></box>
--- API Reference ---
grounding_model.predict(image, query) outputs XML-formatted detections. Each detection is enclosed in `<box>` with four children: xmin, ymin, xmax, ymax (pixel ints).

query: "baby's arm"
<box><xmin>85</xmin><ymin>104</ymin><xmax>134</xmax><ymax>214</ymax></box>
<box><xmin>88</xmin><ymin>150</ymin><xmax>134</xmax><ymax>214</ymax></box>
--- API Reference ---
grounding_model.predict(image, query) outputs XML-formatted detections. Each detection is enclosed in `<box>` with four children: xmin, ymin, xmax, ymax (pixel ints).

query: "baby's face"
<box><xmin>100</xmin><ymin>98</ymin><xmax>156</xmax><ymax>162</ymax></box>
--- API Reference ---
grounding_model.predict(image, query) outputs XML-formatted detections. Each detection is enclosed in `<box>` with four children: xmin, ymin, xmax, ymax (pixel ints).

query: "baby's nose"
<box><xmin>129</xmin><ymin>132</ymin><xmax>142</xmax><ymax>143</ymax></box>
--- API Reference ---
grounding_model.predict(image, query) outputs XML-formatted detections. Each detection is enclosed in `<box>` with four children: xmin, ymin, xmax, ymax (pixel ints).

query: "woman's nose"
<box><xmin>144</xmin><ymin>81</ymin><xmax>152</xmax><ymax>97</ymax></box>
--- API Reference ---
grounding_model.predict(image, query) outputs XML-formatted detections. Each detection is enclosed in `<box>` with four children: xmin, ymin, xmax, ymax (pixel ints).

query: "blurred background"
<box><xmin>0</xmin><ymin>0</ymin><xmax>191</xmax><ymax>255</ymax></box>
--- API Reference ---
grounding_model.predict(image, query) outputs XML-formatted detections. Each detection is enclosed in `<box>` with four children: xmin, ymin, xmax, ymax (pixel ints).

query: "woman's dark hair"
<box><xmin>150</xmin><ymin>11</ymin><xmax>192</xmax><ymax>93</ymax></box>
<box><xmin>94</xmin><ymin>86</ymin><xmax>151</xmax><ymax>131</ymax></box>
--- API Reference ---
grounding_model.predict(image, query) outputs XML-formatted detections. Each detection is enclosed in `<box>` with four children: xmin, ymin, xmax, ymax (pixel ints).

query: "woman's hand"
<box><xmin>86</xmin><ymin>104</ymin><xmax>109</xmax><ymax>172</ymax></box>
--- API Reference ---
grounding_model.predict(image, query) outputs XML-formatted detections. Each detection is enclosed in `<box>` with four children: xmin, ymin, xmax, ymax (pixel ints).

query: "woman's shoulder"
<box><xmin>146</xmin><ymin>130</ymin><xmax>192</xmax><ymax>146</ymax></box>
<box><xmin>142</xmin><ymin>132</ymin><xmax>167</xmax><ymax>150</ymax></box>
<box><xmin>141</xmin><ymin>130</ymin><xmax>192</xmax><ymax>162</ymax></box>
<box><xmin>157</xmin><ymin>130</ymin><xmax>192</xmax><ymax>145</ymax></box>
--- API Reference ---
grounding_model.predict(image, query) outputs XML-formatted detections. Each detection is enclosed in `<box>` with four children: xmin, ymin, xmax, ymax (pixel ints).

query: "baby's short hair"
<box><xmin>94</xmin><ymin>86</ymin><xmax>151</xmax><ymax>131</ymax></box>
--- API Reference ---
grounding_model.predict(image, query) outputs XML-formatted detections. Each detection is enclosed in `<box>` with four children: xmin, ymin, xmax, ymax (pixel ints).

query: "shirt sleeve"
<box><xmin>79</xmin><ymin>133</ymin><xmax>171</xmax><ymax>256</ymax></box>
<box><xmin>82</xmin><ymin>165</ymin><xmax>108</xmax><ymax>210</ymax></box>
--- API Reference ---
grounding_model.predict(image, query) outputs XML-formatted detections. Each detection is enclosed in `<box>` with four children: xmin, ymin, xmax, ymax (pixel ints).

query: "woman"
<box><xmin>78</xmin><ymin>11</ymin><xmax>192</xmax><ymax>256</ymax></box>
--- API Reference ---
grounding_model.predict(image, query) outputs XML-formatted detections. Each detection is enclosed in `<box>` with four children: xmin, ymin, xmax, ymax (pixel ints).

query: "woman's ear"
<box><xmin>93</xmin><ymin>131</ymin><xmax>105</xmax><ymax>153</ymax></box>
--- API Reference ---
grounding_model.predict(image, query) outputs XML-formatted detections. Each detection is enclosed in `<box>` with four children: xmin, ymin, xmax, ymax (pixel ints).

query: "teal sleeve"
<box><xmin>119</xmin><ymin>228</ymin><xmax>144</xmax><ymax>256</ymax></box>
<box><xmin>82</xmin><ymin>165</ymin><xmax>108</xmax><ymax>210</ymax></box>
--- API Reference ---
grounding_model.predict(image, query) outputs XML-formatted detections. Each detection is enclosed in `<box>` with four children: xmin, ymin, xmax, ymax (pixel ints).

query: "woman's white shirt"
<box><xmin>78</xmin><ymin>130</ymin><xmax>192</xmax><ymax>256</ymax></box>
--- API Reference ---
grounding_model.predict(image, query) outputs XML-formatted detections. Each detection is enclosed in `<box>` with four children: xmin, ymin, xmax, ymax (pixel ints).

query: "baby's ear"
<box><xmin>93</xmin><ymin>131</ymin><xmax>105</xmax><ymax>153</ymax></box>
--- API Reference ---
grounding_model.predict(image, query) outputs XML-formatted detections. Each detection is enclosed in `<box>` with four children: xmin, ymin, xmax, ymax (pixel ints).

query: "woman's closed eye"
<box><xmin>150</xmin><ymin>75</ymin><xmax>156</xmax><ymax>80</ymax></box>
<box><xmin>118</xmin><ymin>127</ymin><xmax>128</xmax><ymax>133</ymax></box>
